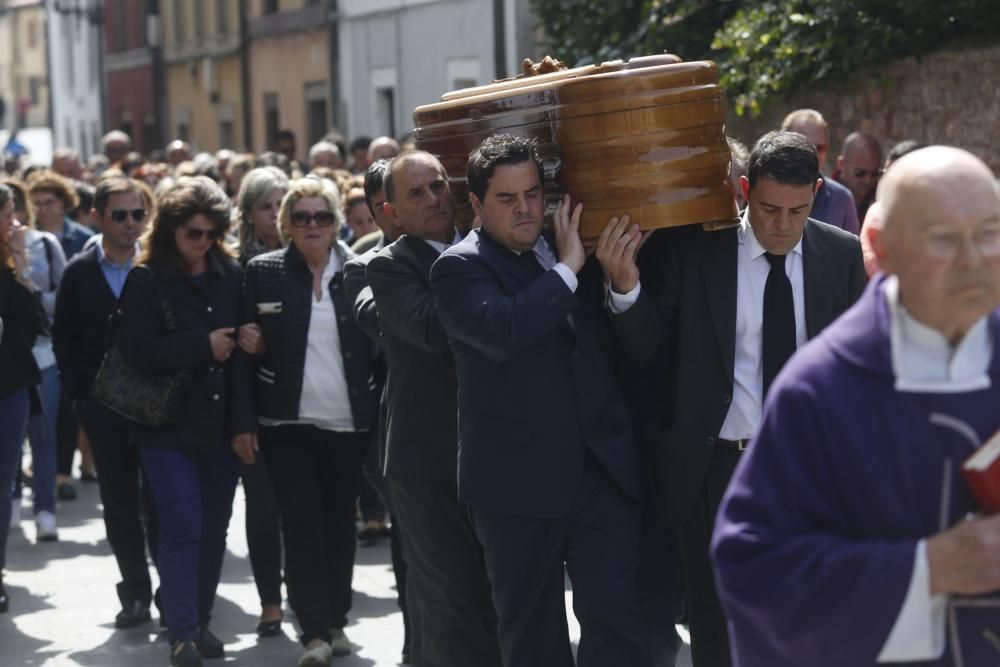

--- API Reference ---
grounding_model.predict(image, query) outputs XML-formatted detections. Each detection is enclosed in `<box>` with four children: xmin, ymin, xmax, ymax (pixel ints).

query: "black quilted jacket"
<box><xmin>230</xmin><ymin>241</ymin><xmax>377</xmax><ymax>435</ymax></box>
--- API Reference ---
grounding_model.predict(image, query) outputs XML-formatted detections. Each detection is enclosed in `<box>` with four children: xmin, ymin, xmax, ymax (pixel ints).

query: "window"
<box><xmin>173</xmin><ymin>0</ymin><xmax>186</xmax><ymax>44</ymax></box>
<box><xmin>304</xmin><ymin>82</ymin><xmax>327</xmax><ymax>146</ymax></box>
<box><xmin>28</xmin><ymin>76</ymin><xmax>41</xmax><ymax>105</ymax></box>
<box><xmin>375</xmin><ymin>87</ymin><xmax>396</xmax><ymax>139</ymax></box>
<box><xmin>27</xmin><ymin>21</ymin><xmax>37</xmax><ymax>49</ymax></box>
<box><xmin>263</xmin><ymin>0</ymin><xmax>279</xmax><ymax>14</ymax></box>
<box><xmin>264</xmin><ymin>93</ymin><xmax>279</xmax><ymax>149</ymax></box>
<box><xmin>219</xmin><ymin>120</ymin><xmax>234</xmax><ymax>151</ymax></box>
<box><xmin>194</xmin><ymin>0</ymin><xmax>206</xmax><ymax>40</ymax></box>
<box><xmin>113</xmin><ymin>1</ymin><xmax>128</xmax><ymax>51</ymax></box>
<box><xmin>215</xmin><ymin>0</ymin><xmax>228</xmax><ymax>35</ymax></box>
<box><xmin>141</xmin><ymin>113</ymin><xmax>158</xmax><ymax>156</ymax></box>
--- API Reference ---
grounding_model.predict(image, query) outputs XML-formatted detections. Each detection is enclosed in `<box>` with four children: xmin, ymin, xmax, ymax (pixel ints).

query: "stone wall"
<box><xmin>724</xmin><ymin>43</ymin><xmax>1000</xmax><ymax>175</ymax></box>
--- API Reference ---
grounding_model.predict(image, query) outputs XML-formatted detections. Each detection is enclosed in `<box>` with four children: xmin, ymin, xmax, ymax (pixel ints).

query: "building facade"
<box><xmin>0</xmin><ymin>0</ymin><xmax>50</xmax><ymax>131</ymax></box>
<box><xmin>46</xmin><ymin>0</ymin><xmax>104</xmax><ymax>157</ymax></box>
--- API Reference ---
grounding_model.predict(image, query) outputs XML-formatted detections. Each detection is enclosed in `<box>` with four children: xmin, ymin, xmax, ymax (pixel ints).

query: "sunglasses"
<box><xmin>110</xmin><ymin>208</ymin><xmax>147</xmax><ymax>223</ymax></box>
<box><xmin>182</xmin><ymin>226</ymin><xmax>224</xmax><ymax>242</ymax></box>
<box><xmin>290</xmin><ymin>211</ymin><xmax>337</xmax><ymax>227</ymax></box>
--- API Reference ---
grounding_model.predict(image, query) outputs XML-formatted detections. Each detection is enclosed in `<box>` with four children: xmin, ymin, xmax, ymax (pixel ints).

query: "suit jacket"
<box><xmin>52</xmin><ymin>245</ymin><xmax>118</xmax><ymax>400</ymax></box>
<box><xmin>642</xmin><ymin>218</ymin><xmax>867</xmax><ymax>528</ymax></box>
<box><xmin>430</xmin><ymin>229</ymin><xmax>659</xmax><ymax>518</ymax></box>
<box><xmin>365</xmin><ymin>234</ymin><xmax>459</xmax><ymax>481</ymax></box>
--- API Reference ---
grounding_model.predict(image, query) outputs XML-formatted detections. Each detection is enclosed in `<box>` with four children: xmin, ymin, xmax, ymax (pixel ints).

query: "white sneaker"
<box><xmin>9</xmin><ymin>499</ymin><xmax>20</xmax><ymax>530</ymax></box>
<box><xmin>298</xmin><ymin>639</ymin><xmax>332</xmax><ymax>667</ymax></box>
<box><xmin>329</xmin><ymin>627</ymin><xmax>352</xmax><ymax>657</ymax></box>
<box><xmin>35</xmin><ymin>510</ymin><xmax>58</xmax><ymax>542</ymax></box>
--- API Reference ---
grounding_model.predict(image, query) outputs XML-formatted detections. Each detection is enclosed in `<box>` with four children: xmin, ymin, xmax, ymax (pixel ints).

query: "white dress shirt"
<box><xmin>877</xmin><ymin>275</ymin><xmax>993</xmax><ymax>662</ymax></box>
<box><xmin>421</xmin><ymin>229</ymin><xmax>464</xmax><ymax>255</ymax></box>
<box><xmin>719</xmin><ymin>216</ymin><xmax>806</xmax><ymax>440</ymax></box>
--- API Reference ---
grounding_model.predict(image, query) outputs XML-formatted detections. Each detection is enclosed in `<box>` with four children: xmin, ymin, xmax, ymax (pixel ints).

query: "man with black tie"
<box><xmin>430</xmin><ymin>134</ymin><xmax>658</xmax><ymax>666</ymax></box>
<box><xmin>365</xmin><ymin>151</ymin><xmax>502</xmax><ymax>667</ymax></box>
<box><xmin>640</xmin><ymin>130</ymin><xmax>867</xmax><ymax>666</ymax></box>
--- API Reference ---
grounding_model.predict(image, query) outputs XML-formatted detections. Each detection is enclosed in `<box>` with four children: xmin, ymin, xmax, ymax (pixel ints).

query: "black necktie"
<box><xmin>762</xmin><ymin>252</ymin><xmax>796</xmax><ymax>397</ymax></box>
<box><xmin>517</xmin><ymin>250</ymin><xmax>545</xmax><ymax>278</ymax></box>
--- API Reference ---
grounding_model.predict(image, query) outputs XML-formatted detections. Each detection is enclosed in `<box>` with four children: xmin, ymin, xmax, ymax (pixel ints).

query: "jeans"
<box><xmin>0</xmin><ymin>389</ymin><xmax>30</xmax><ymax>570</ymax></box>
<box><xmin>139</xmin><ymin>443</ymin><xmax>239</xmax><ymax>643</ymax></box>
<box><xmin>26</xmin><ymin>366</ymin><xmax>59</xmax><ymax>514</ymax></box>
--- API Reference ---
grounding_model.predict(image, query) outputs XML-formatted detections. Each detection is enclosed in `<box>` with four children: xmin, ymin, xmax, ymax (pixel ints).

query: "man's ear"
<box><xmin>739</xmin><ymin>175</ymin><xmax>750</xmax><ymax>203</ymax></box>
<box><xmin>469</xmin><ymin>192</ymin><xmax>483</xmax><ymax>219</ymax></box>
<box><xmin>383</xmin><ymin>201</ymin><xmax>398</xmax><ymax>222</ymax></box>
<box><xmin>90</xmin><ymin>207</ymin><xmax>101</xmax><ymax>227</ymax></box>
<box><xmin>836</xmin><ymin>154</ymin><xmax>847</xmax><ymax>172</ymax></box>
<box><xmin>814</xmin><ymin>178</ymin><xmax>823</xmax><ymax>195</ymax></box>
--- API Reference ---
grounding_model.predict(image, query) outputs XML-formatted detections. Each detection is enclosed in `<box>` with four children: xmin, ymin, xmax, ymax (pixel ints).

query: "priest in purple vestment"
<box><xmin>712</xmin><ymin>146</ymin><xmax>1000</xmax><ymax>666</ymax></box>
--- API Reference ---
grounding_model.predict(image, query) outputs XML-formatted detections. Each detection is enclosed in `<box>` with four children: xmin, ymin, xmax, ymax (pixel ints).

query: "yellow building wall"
<box><xmin>165</xmin><ymin>56</ymin><xmax>245</xmax><ymax>152</ymax></box>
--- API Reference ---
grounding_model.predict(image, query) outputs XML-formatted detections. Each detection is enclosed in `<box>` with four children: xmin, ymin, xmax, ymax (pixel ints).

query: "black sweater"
<box><xmin>0</xmin><ymin>268</ymin><xmax>42</xmax><ymax>396</ymax></box>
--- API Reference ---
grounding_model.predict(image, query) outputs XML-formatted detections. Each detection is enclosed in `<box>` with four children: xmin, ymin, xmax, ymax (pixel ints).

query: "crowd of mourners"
<box><xmin>1</xmin><ymin>104</ymin><xmax>999</xmax><ymax>667</ymax></box>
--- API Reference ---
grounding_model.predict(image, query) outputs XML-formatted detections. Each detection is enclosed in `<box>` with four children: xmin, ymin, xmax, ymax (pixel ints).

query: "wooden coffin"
<box><xmin>412</xmin><ymin>55</ymin><xmax>739</xmax><ymax>241</ymax></box>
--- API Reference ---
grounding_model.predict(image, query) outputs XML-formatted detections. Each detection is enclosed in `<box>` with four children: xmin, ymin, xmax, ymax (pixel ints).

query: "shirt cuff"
<box><xmin>607</xmin><ymin>280</ymin><xmax>641</xmax><ymax>314</ymax></box>
<box><xmin>553</xmin><ymin>263</ymin><xmax>578</xmax><ymax>293</ymax></box>
<box><xmin>876</xmin><ymin>540</ymin><xmax>947</xmax><ymax>662</ymax></box>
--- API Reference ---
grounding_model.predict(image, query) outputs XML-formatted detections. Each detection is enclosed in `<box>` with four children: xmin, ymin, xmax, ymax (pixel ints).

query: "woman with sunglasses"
<box><xmin>231</xmin><ymin>176</ymin><xmax>377</xmax><ymax>667</ymax></box>
<box><xmin>116</xmin><ymin>176</ymin><xmax>243</xmax><ymax>667</ymax></box>
<box><xmin>0</xmin><ymin>182</ymin><xmax>45</xmax><ymax>614</ymax></box>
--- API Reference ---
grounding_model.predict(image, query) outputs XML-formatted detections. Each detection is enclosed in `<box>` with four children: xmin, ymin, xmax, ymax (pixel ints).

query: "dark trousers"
<box><xmin>677</xmin><ymin>447</ymin><xmax>741</xmax><ymax>667</ymax></box>
<box><xmin>239</xmin><ymin>454</ymin><xmax>283</xmax><ymax>608</ymax></box>
<box><xmin>56</xmin><ymin>390</ymin><xmax>78</xmax><ymax>476</ymax></box>
<box><xmin>389</xmin><ymin>477</ymin><xmax>502</xmax><ymax>667</ymax></box>
<box><xmin>139</xmin><ymin>443</ymin><xmax>239</xmax><ymax>643</ymax></box>
<box><xmin>471</xmin><ymin>454</ymin><xmax>652</xmax><ymax>667</ymax></box>
<box><xmin>639</xmin><ymin>497</ymin><xmax>685</xmax><ymax>667</ymax></box>
<box><xmin>76</xmin><ymin>395</ymin><xmax>160</xmax><ymax>605</ymax></box>
<box><xmin>359</xmin><ymin>435</ymin><xmax>387</xmax><ymax>523</ymax></box>
<box><xmin>259</xmin><ymin>424</ymin><xmax>368</xmax><ymax>646</ymax></box>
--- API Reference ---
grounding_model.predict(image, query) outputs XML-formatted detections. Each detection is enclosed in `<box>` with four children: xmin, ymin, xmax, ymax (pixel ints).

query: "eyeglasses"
<box><xmin>109</xmin><ymin>208</ymin><xmax>147</xmax><ymax>223</ymax></box>
<box><xmin>290</xmin><ymin>211</ymin><xmax>337</xmax><ymax>227</ymax></box>
<box><xmin>182</xmin><ymin>226</ymin><xmax>224</xmax><ymax>242</ymax></box>
<box><xmin>924</xmin><ymin>225</ymin><xmax>1000</xmax><ymax>259</ymax></box>
<box><xmin>853</xmin><ymin>168</ymin><xmax>884</xmax><ymax>179</ymax></box>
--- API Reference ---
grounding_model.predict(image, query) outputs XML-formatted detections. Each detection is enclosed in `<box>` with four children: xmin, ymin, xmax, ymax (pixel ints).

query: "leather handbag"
<box><xmin>90</xmin><ymin>267</ymin><xmax>191</xmax><ymax>427</ymax></box>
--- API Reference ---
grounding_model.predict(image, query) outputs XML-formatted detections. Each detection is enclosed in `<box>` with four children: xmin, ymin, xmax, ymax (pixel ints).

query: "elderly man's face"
<box><xmin>312</xmin><ymin>149</ymin><xmax>342</xmax><ymax>170</ymax></box>
<box><xmin>878</xmin><ymin>174</ymin><xmax>1000</xmax><ymax>341</ymax></box>
<box><xmin>838</xmin><ymin>145</ymin><xmax>881</xmax><ymax>202</ymax></box>
<box><xmin>385</xmin><ymin>155</ymin><xmax>455</xmax><ymax>242</ymax></box>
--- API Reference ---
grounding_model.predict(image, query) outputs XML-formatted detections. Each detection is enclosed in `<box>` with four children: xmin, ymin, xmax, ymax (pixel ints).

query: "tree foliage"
<box><xmin>530</xmin><ymin>0</ymin><xmax>1000</xmax><ymax>115</ymax></box>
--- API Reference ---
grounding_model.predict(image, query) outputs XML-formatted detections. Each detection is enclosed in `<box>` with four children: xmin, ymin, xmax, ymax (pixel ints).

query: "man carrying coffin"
<box><xmin>712</xmin><ymin>145</ymin><xmax>1000</xmax><ymax>665</ymax></box>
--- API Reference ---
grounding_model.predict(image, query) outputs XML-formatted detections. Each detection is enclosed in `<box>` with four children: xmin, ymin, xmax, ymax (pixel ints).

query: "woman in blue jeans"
<box><xmin>0</xmin><ymin>182</ymin><xmax>44</xmax><ymax>613</ymax></box>
<box><xmin>116</xmin><ymin>177</ymin><xmax>242</xmax><ymax>667</ymax></box>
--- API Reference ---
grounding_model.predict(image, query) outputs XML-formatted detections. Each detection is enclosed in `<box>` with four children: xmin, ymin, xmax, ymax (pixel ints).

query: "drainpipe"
<box><xmin>238</xmin><ymin>0</ymin><xmax>251</xmax><ymax>150</ymax></box>
<box><xmin>492</xmin><ymin>0</ymin><xmax>506</xmax><ymax>79</ymax></box>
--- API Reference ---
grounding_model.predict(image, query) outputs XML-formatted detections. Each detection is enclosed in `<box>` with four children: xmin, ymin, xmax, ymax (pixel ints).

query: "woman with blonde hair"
<box><xmin>231</xmin><ymin>176</ymin><xmax>377</xmax><ymax>666</ymax></box>
<box><xmin>235</xmin><ymin>166</ymin><xmax>289</xmax><ymax>265</ymax></box>
<box><xmin>116</xmin><ymin>176</ymin><xmax>243</xmax><ymax>667</ymax></box>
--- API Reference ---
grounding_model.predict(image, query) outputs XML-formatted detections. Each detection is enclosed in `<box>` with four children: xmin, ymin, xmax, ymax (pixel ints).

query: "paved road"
<box><xmin>1</xmin><ymin>477</ymin><xmax>691</xmax><ymax>666</ymax></box>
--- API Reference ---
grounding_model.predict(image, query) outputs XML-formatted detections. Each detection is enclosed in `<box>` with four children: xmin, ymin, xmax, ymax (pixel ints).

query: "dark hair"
<box><xmin>350</xmin><ymin>136</ymin><xmax>372</xmax><ymax>153</ymax></box>
<box><xmin>27</xmin><ymin>169</ymin><xmax>81</xmax><ymax>210</ymax></box>
<box><xmin>74</xmin><ymin>182</ymin><xmax>95</xmax><ymax>216</ymax></box>
<box><xmin>384</xmin><ymin>151</ymin><xmax>447</xmax><ymax>203</ymax></box>
<box><xmin>886</xmin><ymin>140</ymin><xmax>926</xmax><ymax>167</ymax></box>
<box><xmin>466</xmin><ymin>134</ymin><xmax>542</xmax><ymax>201</ymax></box>
<box><xmin>363</xmin><ymin>159</ymin><xmax>389</xmax><ymax>216</ymax></box>
<box><xmin>0</xmin><ymin>183</ymin><xmax>13</xmax><ymax>269</ymax></box>
<box><xmin>276</xmin><ymin>129</ymin><xmax>295</xmax><ymax>143</ymax></box>
<box><xmin>94</xmin><ymin>176</ymin><xmax>146</xmax><ymax>214</ymax></box>
<box><xmin>747</xmin><ymin>130</ymin><xmax>820</xmax><ymax>190</ymax></box>
<box><xmin>137</xmin><ymin>177</ymin><xmax>233</xmax><ymax>267</ymax></box>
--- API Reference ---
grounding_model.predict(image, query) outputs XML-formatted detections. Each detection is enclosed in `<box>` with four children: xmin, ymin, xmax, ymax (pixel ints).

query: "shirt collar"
<box><xmin>421</xmin><ymin>228</ymin><xmax>463</xmax><ymax>255</ymax></box>
<box><xmin>885</xmin><ymin>275</ymin><xmax>992</xmax><ymax>393</ymax></box>
<box><xmin>737</xmin><ymin>210</ymin><xmax>803</xmax><ymax>260</ymax></box>
<box><xmin>96</xmin><ymin>237</ymin><xmax>138</xmax><ymax>268</ymax></box>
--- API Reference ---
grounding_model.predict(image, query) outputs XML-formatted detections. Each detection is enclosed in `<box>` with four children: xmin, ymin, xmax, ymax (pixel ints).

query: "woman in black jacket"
<box><xmin>0</xmin><ymin>183</ymin><xmax>43</xmax><ymax>614</ymax></box>
<box><xmin>231</xmin><ymin>176</ymin><xmax>377</xmax><ymax>667</ymax></box>
<box><xmin>117</xmin><ymin>177</ymin><xmax>242</xmax><ymax>667</ymax></box>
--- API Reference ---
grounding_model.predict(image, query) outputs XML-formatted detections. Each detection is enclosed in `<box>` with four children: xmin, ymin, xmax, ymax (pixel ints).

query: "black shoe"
<box><xmin>194</xmin><ymin>626</ymin><xmax>224</xmax><ymax>659</ymax></box>
<box><xmin>57</xmin><ymin>482</ymin><xmax>77</xmax><ymax>501</ymax></box>
<box><xmin>81</xmin><ymin>470</ymin><xmax>98</xmax><ymax>482</ymax></box>
<box><xmin>0</xmin><ymin>576</ymin><xmax>8</xmax><ymax>614</ymax></box>
<box><xmin>256</xmin><ymin>617</ymin><xmax>282</xmax><ymax>637</ymax></box>
<box><xmin>170</xmin><ymin>640</ymin><xmax>203</xmax><ymax>667</ymax></box>
<box><xmin>115</xmin><ymin>599</ymin><xmax>151</xmax><ymax>629</ymax></box>
<box><xmin>401</xmin><ymin>645</ymin><xmax>410</xmax><ymax>664</ymax></box>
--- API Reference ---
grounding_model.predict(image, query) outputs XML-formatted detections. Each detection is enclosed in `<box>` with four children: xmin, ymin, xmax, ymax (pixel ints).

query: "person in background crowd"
<box><xmin>215</xmin><ymin>150</ymin><xmax>234</xmax><ymax>184</ymax></box>
<box><xmin>225</xmin><ymin>153</ymin><xmax>256</xmax><ymax>200</ymax></box>
<box><xmin>366</xmin><ymin>151</ymin><xmax>502</xmax><ymax>667</ymax></box>
<box><xmin>101</xmin><ymin>130</ymin><xmax>133</xmax><ymax>168</ymax></box>
<box><xmin>51</xmin><ymin>147</ymin><xmax>83</xmax><ymax>181</ymax></box>
<box><xmin>343</xmin><ymin>187</ymin><xmax>378</xmax><ymax>248</ymax></box>
<box><xmin>0</xmin><ymin>182</ymin><xmax>45</xmax><ymax>616</ymax></box>
<box><xmin>231</xmin><ymin>176</ymin><xmax>377</xmax><ymax>666</ymax></box>
<box><xmin>349</xmin><ymin>136</ymin><xmax>372</xmax><ymax>174</ymax></box>
<box><xmin>859</xmin><ymin>139</ymin><xmax>926</xmax><ymax>277</ymax></box>
<box><xmin>368</xmin><ymin>137</ymin><xmax>401</xmax><ymax>164</ymax></box>
<box><xmin>343</xmin><ymin>158</ymin><xmax>412</xmax><ymax>663</ymax></box>
<box><xmin>117</xmin><ymin>177</ymin><xmax>242</xmax><ymax>667</ymax></box>
<box><xmin>53</xmin><ymin>177</ymin><xmax>162</xmax><ymax>629</ymax></box>
<box><xmin>713</xmin><ymin>145</ymin><xmax>1000</xmax><ymax>666</ymax></box>
<box><xmin>640</xmin><ymin>131</ymin><xmax>866</xmax><ymax>667</ymax></box>
<box><xmin>780</xmin><ymin>109</ymin><xmax>860</xmax><ymax>235</ymax></box>
<box><xmin>72</xmin><ymin>182</ymin><xmax>96</xmax><ymax>226</ymax></box>
<box><xmin>121</xmin><ymin>152</ymin><xmax>146</xmax><ymax>179</ymax></box>
<box><xmin>3</xmin><ymin>179</ymin><xmax>65</xmax><ymax>542</ymax></box>
<box><xmin>27</xmin><ymin>170</ymin><xmax>94</xmax><ymax>260</ymax></box>
<box><xmin>727</xmin><ymin>138</ymin><xmax>750</xmax><ymax>210</ymax></box>
<box><xmin>232</xmin><ymin>165</ymin><xmax>290</xmax><ymax>638</ymax></box>
<box><xmin>834</xmin><ymin>132</ymin><xmax>882</xmax><ymax>223</ymax></box>
<box><xmin>308</xmin><ymin>142</ymin><xmax>343</xmax><ymax>171</ymax></box>
<box><xmin>257</xmin><ymin>152</ymin><xmax>295</xmax><ymax>179</ymax></box>
<box><xmin>275</xmin><ymin>130</ymin><xmax>300</xmax><ymax>167</ymax></box>
<box><xmin>166</xmin><ymin>141</ymin><xmax>193</xmax><ymax>169</ymax></box>
<box><xmin>86</xmin><ymin>154</ymin><xmax>110</xmax><ymax>182</ymax></box>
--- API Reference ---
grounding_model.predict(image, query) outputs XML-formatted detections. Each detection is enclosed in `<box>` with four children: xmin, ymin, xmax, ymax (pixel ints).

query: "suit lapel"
<box><xmin>802</xmin><ymin>220</ymin><xmax>830</xmax><ymax>339</ymax></box>
<box><xmin>403</xmin><ymin>235</ymin><xmax>441</xmax><ymax>281</ymax></box>
<box><xmin>702</xmin><ymin>228</ymin><xmax>738</xmax><ymax>381</ymax></box>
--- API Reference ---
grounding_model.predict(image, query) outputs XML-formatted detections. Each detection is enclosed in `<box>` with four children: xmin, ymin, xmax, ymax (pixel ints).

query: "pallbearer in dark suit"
<box><xmin>640</xmin><ymin>131</ymin><xmax>867</xmax><ymax>666</ymax></box>
<box><xmin>365</xmin><ymin>151</ymin><xmax>502</xmax><ymax>667</ymax></box>
<box><xmin>430</xmin><ymin>135</ymin><xmax>658</xmax><ymax>667</ymax></box>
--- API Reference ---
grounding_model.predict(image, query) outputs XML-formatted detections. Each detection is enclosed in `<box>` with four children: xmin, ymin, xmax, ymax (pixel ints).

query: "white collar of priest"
<box><xmin>421</xmin><ymin>229</ymin><xmax>463</xmax><ymax>255</ymax></box>
<box><xmin>885</xmin><ymin>275</ymin><xmax>992</xmax><ymax>393</ymax></box>
<box><xmin>738</xmin><ymin>212</ymin><xmax>804</xmax><ymax>259</ymax></box>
